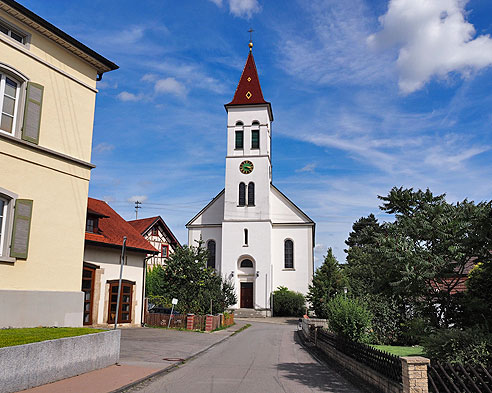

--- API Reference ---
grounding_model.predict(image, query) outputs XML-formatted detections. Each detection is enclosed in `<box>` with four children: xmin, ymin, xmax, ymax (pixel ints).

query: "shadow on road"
<box><xmin>276</xmin><ymin>361</ymin><xmax>357</xmax><ymax>392</ymax></box>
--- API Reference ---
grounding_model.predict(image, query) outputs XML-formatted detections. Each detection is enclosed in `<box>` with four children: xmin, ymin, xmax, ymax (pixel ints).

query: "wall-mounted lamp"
<box><xmin>231</xmin><ymin>271</ymin><xmax>235</xmax><ymax>278</ymax></box>
<box><xmin>256</xmin><ymin>271</ymin><xmax>260</xmax><ymax>278</ymax></box>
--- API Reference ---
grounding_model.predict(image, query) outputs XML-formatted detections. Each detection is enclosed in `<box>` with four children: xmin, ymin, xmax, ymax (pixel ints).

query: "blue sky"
<box><xmin>24</xmin><ymin>0</ymin><xmax>492</xmax><ymax>266</ymax></box>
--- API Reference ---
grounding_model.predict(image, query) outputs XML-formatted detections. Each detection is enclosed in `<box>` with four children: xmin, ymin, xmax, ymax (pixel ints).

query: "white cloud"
<box><xmin>117</xmin><ymin>91</ymin><xmax>143</xmax><ymax>102</ymax></box>
<box><xmin>146</xmin><ymin>61</ymin><xmax>226</xmax><ymax>94</ymax></box>
<box><xmin>141</xmin><ymin>73</ymin><xmax>158</xmax><ymax>82</ymax></box>
<box><xmin>277</xmin><ymin>0</ymin><xmax>393</xmax><ymax>87</ymax></box>
<box><xmin>154</xmin><ymin>77</ymin><xmax>187</xmax><ymax>97</ymax></box>
<box><xmin>296</xmin><ymin>163</ymin><xmax>317</xmax><ymax>173</ymax></box>
<box><xmin>229</xmin><ymin>0</ymin><xmax>261</xmax><ymax>19</ymax></box>
<box><xmin>209</xmin><ymin>0</ymin><xmax>261</xmax><ymax>19</ymax></box>
<box><xmin>127</xmin><ymin>195</ymin><xmax>148</xmax><ymax>203</ymax></box>
<box><xmin>368</xmin><ymin>0</ymin><xmax>492</xmax><ymax>93</ymax></box>
<box><xmin>93</xmin><ymin>142</ymin><xmax>115</xmax><ymax>154</ymax></box>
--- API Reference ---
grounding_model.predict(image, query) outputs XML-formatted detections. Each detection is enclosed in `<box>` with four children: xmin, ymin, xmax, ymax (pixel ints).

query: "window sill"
<box><xmin>0</xmin><ymin>255</ymin><xmax>16</xmax><ymax>263</ymax></box>
<box><xmin>282</xmin><ymin>268</ymin><xmax>295</xmax><ymax>271</ymax></box>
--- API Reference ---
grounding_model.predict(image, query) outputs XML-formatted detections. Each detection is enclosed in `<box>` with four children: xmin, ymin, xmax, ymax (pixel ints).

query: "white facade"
<box><xmin>187</xmin><ymin>54</ymin><xmax>315</xmax><ymax>313</ymax></box>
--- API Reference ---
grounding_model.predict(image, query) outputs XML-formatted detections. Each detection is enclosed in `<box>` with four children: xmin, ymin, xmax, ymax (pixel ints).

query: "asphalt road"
<box><xmin>128</xmin><ymin>321</ymin><xmax>362</xmax><ymax>393</ymax></box>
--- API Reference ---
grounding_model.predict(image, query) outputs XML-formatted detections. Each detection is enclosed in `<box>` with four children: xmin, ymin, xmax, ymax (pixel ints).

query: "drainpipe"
<box><xmin>140</xmin><ymin>255</ymin><xmax>153</xmax><ymax>327</ymax></box>
<box><xmin>96</xmin><ymin>72</ymin><xmax>103</xmax><ymax>81</ymax></box>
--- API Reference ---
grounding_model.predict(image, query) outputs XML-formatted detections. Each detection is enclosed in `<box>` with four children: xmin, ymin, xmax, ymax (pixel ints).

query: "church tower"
<box><xmin>187</xmin><ymin>41</ymin><xmax>315</xmax><ymax>316</ymax></box>
<box><xmin>223</xmin><ymin>41</ymin><xmax>273</xmax><ymax>221</ymax></box>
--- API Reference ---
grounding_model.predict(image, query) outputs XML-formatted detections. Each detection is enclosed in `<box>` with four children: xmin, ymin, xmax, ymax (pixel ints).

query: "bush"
<box><xmin>422</xmin><ymin>328</ymin><xmax>492</xmax><ymax>366</ymax></box>
<box><xmin>325</xmin><ymin>295</ymin><xmax>372</xmax><ymax>342</ymax></box>
<box><xmin>362</xmin><ymin>294</ymin><xmax>402</xmax><ymax>345</ymax></box>
<box><xmin>273</xmin><ymin>286</ymin><xmax>305</xmax><ymax>317</ymax></box>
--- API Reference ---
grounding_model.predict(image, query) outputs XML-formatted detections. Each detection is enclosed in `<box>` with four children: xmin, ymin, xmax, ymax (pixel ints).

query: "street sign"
<box><xmin>172</xmin><ymin>298</ymin><xmax>178</xmax><ymax>305</ymax></box>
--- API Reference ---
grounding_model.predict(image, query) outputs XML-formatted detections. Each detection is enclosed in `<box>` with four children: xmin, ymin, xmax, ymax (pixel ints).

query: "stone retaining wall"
<box><xmin>0</xmin><ymin>329</ymin><xmax>120</xmax><ymax>393</ymax></box>
<box><xmin>302</xmin><ymin>319</ymin><xmax>431</xmax><ymax>393</ymax></box>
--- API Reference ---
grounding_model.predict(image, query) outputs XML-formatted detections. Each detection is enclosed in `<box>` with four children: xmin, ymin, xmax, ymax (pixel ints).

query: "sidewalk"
<box><xmin>19</xmin><ymin>321</ymin><xmax>246</xmax><ymax>393</ymax></box>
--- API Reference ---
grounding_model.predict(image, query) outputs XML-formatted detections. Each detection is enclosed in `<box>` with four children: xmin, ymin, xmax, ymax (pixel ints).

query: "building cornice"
<box><xmin>0</xmin><ymin>0</ymin><xmax>118</xmax><ymax>74</ymax></box>
<box><xmin>0</xmin><ymin>33</ymin><xmax>98</xmax><ymax>93</ymax></box>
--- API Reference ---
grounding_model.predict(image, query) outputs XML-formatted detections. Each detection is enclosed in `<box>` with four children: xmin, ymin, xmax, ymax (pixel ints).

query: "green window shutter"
<box><xmin>10</xmin><ymin>199</ymin><xmax>33</xmax><ymax>259</ymax></box>
<box><xmin>251</xmin><ymin>130</ymin><xmax>259</xmax><ymax>149</ymax></box>
<box><xmin>21</xmin><ymin>82</ymin><xmax>44</xmax><ymax>145</ymax></box>
<box><xmin>235</xmin><ymin>131</ymin><xmax>243</xmax><ymax>149</ymax></box>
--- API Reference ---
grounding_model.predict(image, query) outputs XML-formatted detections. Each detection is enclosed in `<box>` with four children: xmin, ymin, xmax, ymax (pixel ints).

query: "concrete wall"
<box><xmin>0</xmin><ymin>329</ymin><xmax>120</xmax><ymax>393</ymax></box>
<box><xmin>0</xmin><ymin>289</ymin><xmax>83</xmax><ymax>327</ymax></box>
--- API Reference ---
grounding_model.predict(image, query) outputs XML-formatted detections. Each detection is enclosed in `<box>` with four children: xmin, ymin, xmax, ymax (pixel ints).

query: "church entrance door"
<box><xmin>240</xmin><ymin>282</ymin><xmax>254</xmax><ymax>308</ymax></box>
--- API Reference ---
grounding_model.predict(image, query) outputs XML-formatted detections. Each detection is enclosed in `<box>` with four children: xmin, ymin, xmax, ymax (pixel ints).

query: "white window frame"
<box><xmin>0</xmin><ymin>187</ymin><xmax>18</xmax><ymax>262</ymax></box>
<box><xmin>0</xmin><ymin>17</ymin><xmax>30</xmax><ymax>47</ymax></box>
<box><xmin>0</xmin><ymin>64</ymin><xmax>28</xmax><ymax>138</ymax></box>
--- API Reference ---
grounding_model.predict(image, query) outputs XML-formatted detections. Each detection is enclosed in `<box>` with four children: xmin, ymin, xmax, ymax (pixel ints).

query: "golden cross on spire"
<box><xmin>248</xmin><ymin>28</ymin><xmax>254</xmax><ymax>51</ymax></box>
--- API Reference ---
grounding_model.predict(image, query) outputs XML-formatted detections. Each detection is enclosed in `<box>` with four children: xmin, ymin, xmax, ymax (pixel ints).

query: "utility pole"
<box><xmin>135</xmin><ymin>200</ymin><xmax>142</xmax><ymax>219</ymax></box>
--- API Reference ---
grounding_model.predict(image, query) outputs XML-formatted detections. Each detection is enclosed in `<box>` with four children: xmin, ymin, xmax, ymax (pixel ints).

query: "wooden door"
<box><xmin>82</xmin><ymin>266</ymin><xmax>95</xmax><ymax>325</ymax></box>
<box><xmin>240</xmin><ymin>282</ymin><xmax>254</xmax><ymax>308</ymax></box>
<box><xmin>108</xmin><ymin>281</ymin><xmax>133</xmax><ymax>324</ymax></box>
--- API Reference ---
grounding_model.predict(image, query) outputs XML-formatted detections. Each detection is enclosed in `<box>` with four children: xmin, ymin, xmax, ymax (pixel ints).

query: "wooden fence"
<box><xmin>428</xmin><ymin>361</ymin><xmax>492</xmax><ymax>393</ymax></box>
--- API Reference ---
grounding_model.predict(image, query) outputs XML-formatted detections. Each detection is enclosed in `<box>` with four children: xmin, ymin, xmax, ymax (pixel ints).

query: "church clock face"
<box><xmin>239</xmin><ymin>160</ymin><xmax>254</xmax><ymax>174</ymax></box>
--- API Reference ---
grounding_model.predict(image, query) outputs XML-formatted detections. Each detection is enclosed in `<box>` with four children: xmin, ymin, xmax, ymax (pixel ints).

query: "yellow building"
<box><xmin>0</xmin><ymin>0</ymin><xmax>117</xmax><ymax>327</ymax></box>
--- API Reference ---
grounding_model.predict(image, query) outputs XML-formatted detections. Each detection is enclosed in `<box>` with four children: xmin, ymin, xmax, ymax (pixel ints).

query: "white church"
<box><xmin>187</xmin><ymin>42</ymin><xmax>315</xmax><ymax>315</ymax></box>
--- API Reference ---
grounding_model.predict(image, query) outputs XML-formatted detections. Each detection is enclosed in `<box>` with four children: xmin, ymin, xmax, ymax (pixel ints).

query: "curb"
<box><xmin>108</xmin><ymin>324</ymin><xmax>247</xmax><ymax>393</ymax></box>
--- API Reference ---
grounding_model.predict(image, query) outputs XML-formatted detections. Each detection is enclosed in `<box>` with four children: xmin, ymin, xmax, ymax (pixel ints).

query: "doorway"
<box><xmin>240</xmin><ymin>282</ymin><xmax>254</xmax><ymax>308</ymax></box>
<box><xmin>82</xmin><ymin>266</ymin><xmax>95</xmax><ymax>325</ymax></box>
<box><xmin>107</xmin><ymin>280</ymin><xmax>133</xmax><ymax>324</ymax></box>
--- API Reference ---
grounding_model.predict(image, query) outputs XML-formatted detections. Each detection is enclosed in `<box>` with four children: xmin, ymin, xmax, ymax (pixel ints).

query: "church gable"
<box><xmin>186</xmin><ymin>189</ymin><xmax>224</xmax><ymax>227</ymax></box>
<box><xmin>270</xmin><ymin>185</ymin><xmax>314</xmax><ymax>224</ymax></box>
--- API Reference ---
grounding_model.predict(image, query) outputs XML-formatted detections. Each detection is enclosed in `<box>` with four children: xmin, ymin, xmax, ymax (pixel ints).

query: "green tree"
<box><xmin>306</xmin><ymin>248</ymin><xmax>347</xmax><ymax>318</ymax></box>
<box><xmin>147</xmin><ymin>241</ymin><xmax>237</xmax><ymax>314</ymax></box>
<box><xmin>377</xmin><ymin>187</ymin><xmax>492</xmax><ymax>327</ymax></box>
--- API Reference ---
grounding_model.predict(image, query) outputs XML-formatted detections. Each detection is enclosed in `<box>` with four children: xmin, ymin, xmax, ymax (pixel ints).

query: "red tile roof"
<box><xmin>85</xmin><ymin>198</ymin><xmax>158</xmax><ymax>254</ymax></box>
<box><xmin>128</xmin><ymin>216</ymin><xmax>181</xmax><ymax>247</ymax></box>
<box><xmin>128</xmin><ymin>216</ymin><xmax>157</xmax><ymax>234</ymax></box>
<box><xmin>226</xmin><ymin>52</ymin><xmax>268</xmax><ymax>106</ymax></box>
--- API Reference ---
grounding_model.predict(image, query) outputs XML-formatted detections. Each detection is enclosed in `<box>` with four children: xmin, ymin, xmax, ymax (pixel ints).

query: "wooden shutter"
<box><xmin>10</xmin><ymin>199</ymin><xmax>33</xmax><ymax>259</ymax></box>
<box><xmin>21</xmin><ymin>82</ymin><xmax>44</xmax><ymax>144</ymax></box>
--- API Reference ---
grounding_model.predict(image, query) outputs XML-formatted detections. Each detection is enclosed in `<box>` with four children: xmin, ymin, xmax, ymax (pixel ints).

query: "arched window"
<box><xmin>240</xmin><ymin>259</ymin><xmax>253</xmax><ymax>268</ymax></box>
<box><xmin>207</xmin><ymin>240</ymin><xmax>216</xmax><ymax>269</ymax></box>
<box><xmin>244</xmin><ymin>228</ymin><xmax>248</xmax><ymax>246</ymax></box>
<box><xmin>284</xmin><ymin>239</ymin><xmax>294</xmax><ymax>269</ymax></box>
<box><xmin>239</xmin><ymin>182</ymin><xmax>246</xmax><ymax>206</ymax></box>
<box><xmin>247</xmin><ymin>182</ymin><xmax>255</xmax><ymax>206</ymax></box>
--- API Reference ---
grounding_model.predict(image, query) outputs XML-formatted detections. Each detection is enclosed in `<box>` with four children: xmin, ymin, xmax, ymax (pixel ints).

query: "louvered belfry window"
<box><xmin>235</xmin><ymin>130</ymin><xmax>244</xmax><ymax>149</ymax></box>
<box><xmin>251</xmin><ymin>129</ymin><xmax>259</xmax><ymax>149</ymax></box>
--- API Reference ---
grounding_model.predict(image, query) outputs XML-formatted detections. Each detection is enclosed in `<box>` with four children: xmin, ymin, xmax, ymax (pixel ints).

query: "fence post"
<box><xmin>314</xmin><ymin>326</ymin><xmax>318</xmax><ymax>347</ymax></box>
<box><xmin>186</xmin><ymin>314</ymin><xmax>194</xmax><ymax>330</ymax></box>
<box><xmin>401</xmin><ymin>356</ymin><xmax>430</xmax><ymax>393</ymax></box>
<box><xmin>205</xmin><ymin>315</ymin><xmax>214</xmax><ymax>332</ymax></box>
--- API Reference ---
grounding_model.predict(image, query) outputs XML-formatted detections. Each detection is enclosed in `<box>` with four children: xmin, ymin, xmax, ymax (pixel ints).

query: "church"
<box><xmin>187</xmin><ymin>41</ymin><xmax>315</xmax><ymax>316</ymax></box>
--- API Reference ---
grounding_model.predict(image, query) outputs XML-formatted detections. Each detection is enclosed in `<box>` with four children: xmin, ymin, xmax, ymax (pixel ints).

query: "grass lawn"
<box><xmin>0</xmin><ymin>327</ymin><xmax>105</xmax><ymax>348</ymax></box>
<box><xmin>372</xmin><ymin>345</ymin><xmax>425</xmax><ymax>357</ymax></box>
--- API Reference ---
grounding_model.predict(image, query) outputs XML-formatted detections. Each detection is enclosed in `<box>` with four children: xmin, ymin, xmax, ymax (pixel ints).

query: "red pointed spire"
<box><xmin>226</xmin><ymin>52</ymin><xmax>268</xmax><ymax>105</ymax></box>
